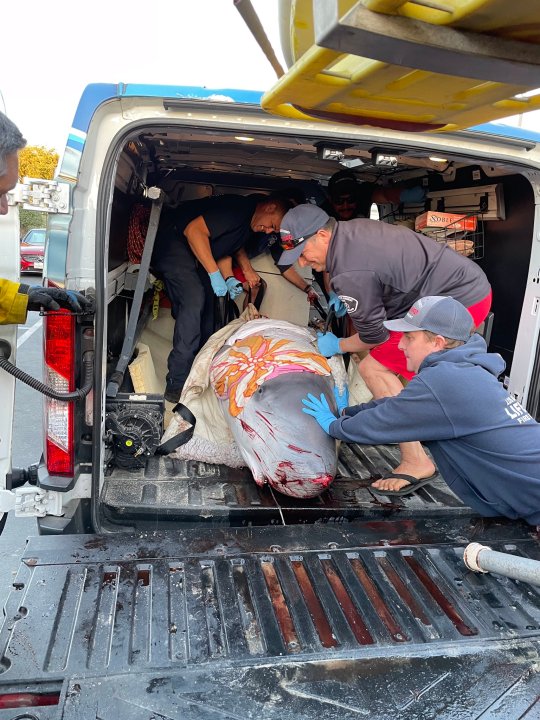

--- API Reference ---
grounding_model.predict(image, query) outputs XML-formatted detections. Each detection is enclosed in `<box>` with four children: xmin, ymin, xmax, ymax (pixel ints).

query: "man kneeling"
<box><xmin>302</xmin><ymin>295</ymin><xmax>540</xmax><ymax>527</ymax></box>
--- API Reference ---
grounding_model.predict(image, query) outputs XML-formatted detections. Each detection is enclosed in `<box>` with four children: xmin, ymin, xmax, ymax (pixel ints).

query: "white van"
<box><xmin>1</xmin><ymin>81</ymin><xmax>540</xmax><ymax>533</ymax></box>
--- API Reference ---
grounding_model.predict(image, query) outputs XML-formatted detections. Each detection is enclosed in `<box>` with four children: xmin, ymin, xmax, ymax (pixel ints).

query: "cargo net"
<box><xmin>415</xmin><ymin>211</ymin><xmax>484</xmax><ymax>260</ymax></box>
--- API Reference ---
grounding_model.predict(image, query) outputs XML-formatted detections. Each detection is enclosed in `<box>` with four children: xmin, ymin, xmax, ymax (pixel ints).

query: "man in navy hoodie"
<box><xmin>302</xmin><ymin>295</ymin><xmax>540</xmax><ymax>527</ymax></box>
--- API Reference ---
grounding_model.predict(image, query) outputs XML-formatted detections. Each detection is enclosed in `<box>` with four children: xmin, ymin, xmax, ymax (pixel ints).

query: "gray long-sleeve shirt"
<box><xmin>326</xmin><ymin>219</ymin><xmax>491</xmax><ymax>344</ymax></box>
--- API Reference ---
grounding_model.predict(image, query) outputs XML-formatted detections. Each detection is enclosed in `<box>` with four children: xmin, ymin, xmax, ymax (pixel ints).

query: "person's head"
<box><xmin>327</xmin><ymin>170</ymin><xmax>360</xmax><ymax>220</ymax></box>
<box><xmin>384</xmin><ymin>295</ymin><xmax>474</xmax><ymax>373</ymax></box>
<box><xmin>0</xmin><ymin>112</ymin><xmax>26</xmax><ymax>216</ymax></box>
<box><xmin>273</xmin><ymin>185</ymin><xmax>306</xmax><ymax>208</ymax></box>
<box><xmin>251</xmin><ymin>195</ymin><xmax>292</xmax><ymax>234</ymax></box>
<box><xmin>278</xmin><ymin>204</ymin><xmax>335</xmax><ymax>271</ymax></box>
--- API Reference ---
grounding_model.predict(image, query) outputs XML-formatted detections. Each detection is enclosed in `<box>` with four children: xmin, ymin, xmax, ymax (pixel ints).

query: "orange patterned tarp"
<box><xmin>210</xmin><ymin>335</ymin><xmax>332</xmax><ymax>417</ymax></box>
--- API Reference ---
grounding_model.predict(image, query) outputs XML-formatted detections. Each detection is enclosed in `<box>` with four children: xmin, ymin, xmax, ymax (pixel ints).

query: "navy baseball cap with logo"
<box><xmin>383</xmin><ymin>295</ymin><xmax>474</xmax><ymax>341</ymax></box>
<box><xmin>278</xmin><ymin>204</ymin><xmax>330</xmax><ymax>264</ymax></box>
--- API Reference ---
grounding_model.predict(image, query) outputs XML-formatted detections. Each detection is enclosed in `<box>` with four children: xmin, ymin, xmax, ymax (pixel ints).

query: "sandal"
<box><xmin>370</xmin><ymin>472</ymin><xmax>437</xmax><ymax>497</ymax></box>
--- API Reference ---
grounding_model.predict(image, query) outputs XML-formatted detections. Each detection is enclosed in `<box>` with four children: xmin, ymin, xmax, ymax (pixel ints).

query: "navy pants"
<box><xmin>151</xmin><ymin>231</ymin><xmax>215</xmax><ymax>389</ymax></box>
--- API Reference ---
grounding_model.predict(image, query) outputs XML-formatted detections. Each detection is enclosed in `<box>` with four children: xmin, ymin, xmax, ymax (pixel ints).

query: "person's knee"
<box><xmin>358</xmin><ymin>354</ymin><xmax>381</xmax><ymax>382</ymax></box>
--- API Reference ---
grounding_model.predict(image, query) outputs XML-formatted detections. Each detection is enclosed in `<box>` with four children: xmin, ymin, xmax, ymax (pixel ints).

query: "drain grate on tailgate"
<box><xmin>1</xmin><ymin>531</ymin><xmax>539</xmax><ymax>683</ymax></box>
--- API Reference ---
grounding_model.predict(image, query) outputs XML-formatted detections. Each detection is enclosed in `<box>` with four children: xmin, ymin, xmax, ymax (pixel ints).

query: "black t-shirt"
<box><xmin>170</xmin><ymin>194</ymin><xmax>263</xmax><ymax>261</ymax></box>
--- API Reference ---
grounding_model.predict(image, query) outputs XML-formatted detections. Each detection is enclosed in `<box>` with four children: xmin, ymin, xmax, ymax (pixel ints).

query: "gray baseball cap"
<box><xmin>383</xmin><ymin>295</ymin><xmax>474</xmax><ymax>341</ymax></box>
<box><xmin>278</xmin><ymin>204</ymin><xmax>330</xmax><ymax>264</ymax></box>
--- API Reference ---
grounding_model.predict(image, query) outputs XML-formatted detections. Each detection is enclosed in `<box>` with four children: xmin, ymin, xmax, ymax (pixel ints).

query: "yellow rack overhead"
<box><xmin>263</xmin><ymin>0</ymin><xmax>540</xmax><ymax>132</ymax></box>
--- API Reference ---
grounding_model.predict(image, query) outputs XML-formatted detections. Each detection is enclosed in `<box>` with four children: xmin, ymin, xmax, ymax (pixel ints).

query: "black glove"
<box><xmin>21</xmin><ymin>284</ymin><xmax>93</xmax><ymax>313</ymax></box>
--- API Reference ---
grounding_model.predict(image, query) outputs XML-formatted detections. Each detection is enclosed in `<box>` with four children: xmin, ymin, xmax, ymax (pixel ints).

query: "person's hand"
<box><xmin>22</xmin><ymin>285</ymin><xmax>93</xmax><ymax>313</ymax></box>
<box><xmin>305</xmin><ymin>286</ymin><xmax>319</xmax><ymax>305</ymax></box>
<box><xmin>225</xmin><ymin>276</ymin><xmax>244</xmax><ymax>299</ymax></box>
<box><xmin>244</xmin><ymin>269</ymin><xmax>261</xmax><ymax>289</ymax></box>
<box><xmin>399</xmin><ymin>186</ymin><xmax>426</xmax><ymax>204</ymax></box>
<box><xmin>328</xmin><ymin>291</ymin><xmax>347</xmax><ymax>317</ymax></box>
<box><xmin>333</xmin><ymin>384</ymin><xmax>349</xmax><ymax>415</ymax></box>
<box><xmin>317</xmin><ymin>331</ymin><xmax>343</xmax><ymax>357</ymax></box>
<box><xmin>208</xmin><ymin>270</ymin><xmax>228</xmax><ymax>296</ymax></box>
<box><xmin>301</xmin><ymin>393</ymin><xmax>338</xmax><ymax>434</ymax></box>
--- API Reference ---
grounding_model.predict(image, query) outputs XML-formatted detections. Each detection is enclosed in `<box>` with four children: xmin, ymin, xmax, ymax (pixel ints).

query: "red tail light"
<box><xmin>0</xmin><ymin>692</ymin><xmax>60</xmax><ymax>708</ymax></box>
<box><xmin>44</xmin><ymin>309</ymin><xmax>75</xmax><ymax>476</ymax></box>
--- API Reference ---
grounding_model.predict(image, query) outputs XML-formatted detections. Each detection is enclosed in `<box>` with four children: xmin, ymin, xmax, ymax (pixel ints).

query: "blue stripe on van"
<box><xmin>117</xmin><ymin>83</ymin><xmax>263</xmax><ymax>105</ymax></box>
<box><xmin>69</xmin><ymin>83</ymin><xmax>539</xmax><ymax>147</ymax></box>
<box><xmin>72</xmin><ymin>84</ymin><xmax>118</xmax><ymax>133</ymax></box>
<box><xmin>469</xmin><ymin>122</ymin><xmax>540</xmax><ymax>144</ymax></box>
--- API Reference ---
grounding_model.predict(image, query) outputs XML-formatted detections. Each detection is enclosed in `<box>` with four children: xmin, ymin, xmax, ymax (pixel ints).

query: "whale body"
<box><xmin>209</xmin><ymin>319</ymin><xmax>339</xmax><ymax>498</ymax></box>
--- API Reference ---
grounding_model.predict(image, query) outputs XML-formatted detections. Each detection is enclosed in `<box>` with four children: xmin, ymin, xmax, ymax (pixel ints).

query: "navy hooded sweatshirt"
<box><xmin>329</xmin><ymin>334</ymin><xmax>540</xmax><ymax>525</ymax></box>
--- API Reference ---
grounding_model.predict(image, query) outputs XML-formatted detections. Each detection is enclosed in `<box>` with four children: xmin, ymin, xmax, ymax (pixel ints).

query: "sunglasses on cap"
<box><xmin>280</xmin><ymin>229</ymin><xmax>318</xmax><ymax>251</ymax></box>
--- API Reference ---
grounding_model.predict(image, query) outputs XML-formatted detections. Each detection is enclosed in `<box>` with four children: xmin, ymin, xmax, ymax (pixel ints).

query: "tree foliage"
<box><xmin>19</xmin><ymin>209</ymin><xmax>47</xmax><ymax>238</ymax></box>
<box><xmin>18</xmin><ymin>145</ymin><xmax>59</xmax><ymax>181</ymax></box>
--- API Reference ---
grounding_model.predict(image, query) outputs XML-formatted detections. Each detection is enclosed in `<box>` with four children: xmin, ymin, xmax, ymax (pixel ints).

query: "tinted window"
<box><xmin>22</xmin><ymin>229</ymin><xmax>46</xmax><ymax>245</ymax></box>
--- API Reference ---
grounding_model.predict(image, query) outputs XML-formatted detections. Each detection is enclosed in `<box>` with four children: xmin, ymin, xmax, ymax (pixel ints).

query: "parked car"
<box><xmin>20</xmin><ymin>227</ymin><xmax>46</xmax><ymax>274</ymax></box>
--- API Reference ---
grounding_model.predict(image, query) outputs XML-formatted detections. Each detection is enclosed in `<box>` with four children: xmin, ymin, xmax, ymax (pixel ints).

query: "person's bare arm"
<box><xmin>323</xmin><ymin>271</ymin><xmax>331</xmax><ymax>294</ymax></box>
<box><xmin>282</xmin><ymin>266</ymin><xmax>309</xmax><ymax>291</ymax></box>
<box><xmin>217</xmin><ymin>256</ymin><xmax>234</xmax><ymax>278</ymax></box>
<box><xmin>339</xmin><ymin>333</ymin><xmax>378</xmax><ymax>353</ymax></box>
<box><xmin>234</xmin><ymin>247</ymin><xmax>261</xmax><ymax>288</ymax></box>
<box><xmin>184</xmin><ymin>216</ymin><xmax>217</xmax><ymax>273</ymax></box>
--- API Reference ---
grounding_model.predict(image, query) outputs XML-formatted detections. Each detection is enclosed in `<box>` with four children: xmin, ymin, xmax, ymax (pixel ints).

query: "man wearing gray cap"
<box><xmin>279</xmin><ymin>203</ymin><xmax>492</xmax><ymax>493</ymax></box>
<box><xmin>302</xmin><ymin>296</ymin><xmax>540</xmax><ymax>526</ymax></box>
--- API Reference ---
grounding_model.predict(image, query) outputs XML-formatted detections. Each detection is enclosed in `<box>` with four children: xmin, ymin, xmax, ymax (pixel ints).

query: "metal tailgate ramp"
<box><xmin>262</xmin><ymin>0</ymin><xmax>540</xmax><ymax>132</ymax></box>
<box><xmin>0</xmin><ymin>524</ymin><xmax>539</xmax><ymax>718</ymax></box>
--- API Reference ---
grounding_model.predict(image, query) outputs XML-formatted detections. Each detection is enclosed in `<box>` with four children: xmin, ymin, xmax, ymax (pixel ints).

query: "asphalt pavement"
<box><xmin>0</xmin><ymin>298</ymin><xmax>42</xmax><ymax>611</ymax></box>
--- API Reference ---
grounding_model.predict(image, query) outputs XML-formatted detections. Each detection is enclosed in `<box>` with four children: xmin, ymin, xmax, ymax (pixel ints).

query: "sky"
<box><xmin>1</xmin><ymin>0</ymin><xmax>286</xmax><ymax>153</ymax></box>
<box><xmin>1</xmin><ymin>0</ymin><xmax>539</xmax><ymax>154</ymax></box>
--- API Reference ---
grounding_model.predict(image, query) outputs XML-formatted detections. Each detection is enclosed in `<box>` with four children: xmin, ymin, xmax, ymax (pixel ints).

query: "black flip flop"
<box><xmin>370</xmin><ymin>472</ymin><xmax>437</xmax><ymax>497</ymax></box>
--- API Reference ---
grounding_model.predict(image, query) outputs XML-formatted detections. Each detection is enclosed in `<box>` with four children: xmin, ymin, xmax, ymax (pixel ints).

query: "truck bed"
<box><xmin>102</xmin><ymin>442</ymin><xmax>468</xmax><ymax>527</ymax></box>
<box><xmin>1</xmin><ymin>519</ymin><xmax>539</xmax><ymax>719</ymax></box>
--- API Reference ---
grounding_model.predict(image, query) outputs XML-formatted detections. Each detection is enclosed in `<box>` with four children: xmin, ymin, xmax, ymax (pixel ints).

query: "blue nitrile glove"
<box><xmin>317</xmin><ymin>331</ymin><xmax>343</xmax><ymax>357</ymax></box>
<box><xmin>302</xmin><ymin>393</ymin><xmax>338</xmax><ymax>434</ymax></box>
<box><xmin>399</xmin><ymin>186</ymin><xmax>426</xmax><ymax>204</ymax></box>
<box><xmin>22</xmin><ymin>285</ymin><xmax>93</xmax><ymax>313</ymax></box>
<box><xmin>334</xmin><ymin>384</ymin><xmax>349</xmax><ymax>415</ymax></box>
<box><xmin>225</xmin><ymin>276</ymin><xmax>244</xmax><ymax>299</ymax></box>
<box><xmin>208</xmin><ymin>270</ymin><xmax>227</xmax><ymax>297</ymax></box>
<box><xmin>328</xmin><ymin>291</ymin><xmax>347</xmax><ymax>317</ymax></box>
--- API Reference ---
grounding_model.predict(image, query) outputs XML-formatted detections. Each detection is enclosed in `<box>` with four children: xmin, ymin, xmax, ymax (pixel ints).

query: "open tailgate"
<box><xmin>1</xmin><ymin>523</ymin><xmax>539</xmax><ymax>718</ymax></box>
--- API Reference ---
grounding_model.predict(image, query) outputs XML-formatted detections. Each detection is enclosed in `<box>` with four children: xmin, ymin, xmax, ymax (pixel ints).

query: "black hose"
<box><xmin>0</xmin><ymin>350</ymin><xmax>94</xmax><ymax>401</ymax></box>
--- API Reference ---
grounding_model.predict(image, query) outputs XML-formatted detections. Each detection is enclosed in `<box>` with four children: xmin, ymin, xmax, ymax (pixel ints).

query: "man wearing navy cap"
<box><xmin>279</xmin><ymin>203</ymin><xmax>492</xmax><ymax>493</ymax></box>
<box><xmin>302</xmin><ymin>296</ymin><xmax>540</xmax><ymax>526</ymax></box>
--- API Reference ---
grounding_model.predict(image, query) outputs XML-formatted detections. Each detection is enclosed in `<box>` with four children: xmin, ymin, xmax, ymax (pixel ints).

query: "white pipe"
<box><xmin>463</xmin><ymin>542</ymin><xmax>540</xmax><ymax>586</ymax></box>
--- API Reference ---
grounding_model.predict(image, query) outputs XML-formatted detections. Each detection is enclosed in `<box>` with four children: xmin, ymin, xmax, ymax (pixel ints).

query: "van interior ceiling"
<box><xmin>100</xmin><ymin>123</ymin><xmax>535</xmax><ymax>531</ymax></box>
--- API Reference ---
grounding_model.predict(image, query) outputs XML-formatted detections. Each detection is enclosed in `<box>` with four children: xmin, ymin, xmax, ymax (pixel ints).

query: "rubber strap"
<box><xmin>156</xmin><ymin>403</ymin><xmax>197</xmax><ymax>454</ymax></box>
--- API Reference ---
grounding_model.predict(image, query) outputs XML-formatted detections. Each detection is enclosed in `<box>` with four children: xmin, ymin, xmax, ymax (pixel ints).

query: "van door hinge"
<box><xmin>0</xmin><ymin>487</ymin><xmax>63</xmax><ymax>517</ymax></box>
<box><xmin>9</xmin><ymin>177</ymin><xmax>70</xmax><ymax>213</ymax></box>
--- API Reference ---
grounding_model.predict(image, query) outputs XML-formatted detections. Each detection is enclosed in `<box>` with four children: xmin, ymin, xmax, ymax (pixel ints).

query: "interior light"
<box><xmin>235</xmin><ymin>136</ymin><xmax>254</xmax><ymax>142</ymax></box>
<box><xmin>316</xmin><ymin>145</ymin><xmax>345</xmax><ymax>161</ymax></box>
<box><xmin>429</xmin><ymin>156</ymin><xmax>448</xmax><ymax>163</ymax></box>
<box><xmin>373</xmin><ymin>152</ymin><xmax>398</xmax><ymax>167</ymax></box>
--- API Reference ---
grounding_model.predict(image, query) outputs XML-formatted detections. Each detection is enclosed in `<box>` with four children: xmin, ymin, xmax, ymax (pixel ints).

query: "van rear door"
<box><xmin>0</xmin><ymin>180</ymin><xmax>71</xmax><ymax>530</ymax></box>
<box><xmin>0</xmin><ymin>200</ymin><xmax>21</xmax><ymax>530</ymax></box>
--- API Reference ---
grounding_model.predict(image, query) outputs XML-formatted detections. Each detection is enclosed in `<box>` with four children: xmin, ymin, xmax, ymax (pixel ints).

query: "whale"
<box><xmin>209</xmin><ymin>319</ymin><xmax>340</xmax><ymax>498</ymax></box>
